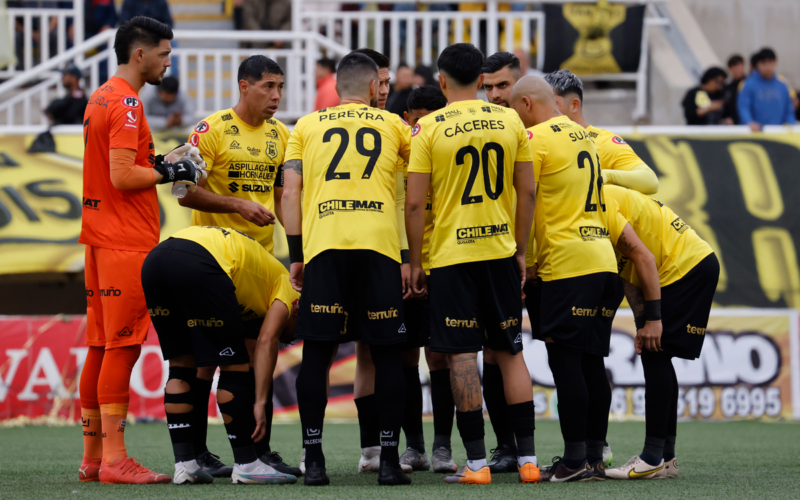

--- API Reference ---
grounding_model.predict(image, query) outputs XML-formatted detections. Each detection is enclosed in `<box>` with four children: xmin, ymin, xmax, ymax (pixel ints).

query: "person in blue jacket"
<box><xmin>738</xmin><ymin>48</ymin><xmax>796</xmax><ymax>131</ymax></box>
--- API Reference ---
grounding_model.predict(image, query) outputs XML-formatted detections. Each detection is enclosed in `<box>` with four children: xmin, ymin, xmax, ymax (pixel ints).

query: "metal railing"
<box><xmin>2</xmin><ymin>0</ymin><xmax>84</xmax><ymax>79</ymax></box>
<box><xmin>0</xmin><ymin>29</ymin><xmax>351</xmax><ymax>132</ymax></box>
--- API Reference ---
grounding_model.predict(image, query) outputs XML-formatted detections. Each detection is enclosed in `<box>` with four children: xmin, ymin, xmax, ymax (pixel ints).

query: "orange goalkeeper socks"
<box><xmin>97</xmin><ymin>345</ymin><xmax>141</xmax><ymax>464</ymax></box>
<box><xmin>81</xmin><ymin>408</ymin><xmax>103</xmax><ymax>460</ymax></box>
<box><xmin>100</xmin><ymin>403</ymin><xmax>130</xmax><ymax>464</ymax></box>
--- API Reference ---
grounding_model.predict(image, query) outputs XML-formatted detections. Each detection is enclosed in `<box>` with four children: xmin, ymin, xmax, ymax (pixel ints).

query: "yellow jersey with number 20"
<box><xmin>285</xmin><ymin>103</ymin><xmax>410</xmax><ymax>264</ymax></box>
<box><xmin>407</xmin><ymin>100</ymin><xmax>533</xmax><ymax>269</ymax></box>
<box><xmin>528</xmin><ymin>115</ymin><xmax>616</xmax><ymax>281</ymax></box>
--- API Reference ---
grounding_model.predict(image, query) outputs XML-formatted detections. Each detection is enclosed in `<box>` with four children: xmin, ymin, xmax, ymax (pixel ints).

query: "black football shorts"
<box><xmin>141</xmin><ymin>238</ymin><xmax>250</xmax><ymax>367</ymax></box>
<box><xmin>402</xmin><ymin>285</ymin><xmax>431</xmax><ymax>351</ymax></box>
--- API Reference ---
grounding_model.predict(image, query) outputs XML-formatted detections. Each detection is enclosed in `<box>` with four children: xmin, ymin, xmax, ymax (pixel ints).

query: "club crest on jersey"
<box><xmin>266</xmin><ymin>141</ymin><xmax>278</xmax><ymax>159</ymax></box>
<box><xmin>189</xmin><ymin>133</ymin><xmax>199</xmax><ymax>147</ymax></box>
<box><xmin>612</xmin><ymin>136</ymin><xmax>627</xmax><ymax>145</ymax></box>
<box><xmin>195</xmin><ymin>121</ymin><xmax>210</xmax><ymax>133</ymax></box>
<box><xmin>411</xmin><ymin>123</ymin><xmax>421</xmax><ymax>137</ymax></box>
<box><xmin>120</xmin><ymin>95</ymin><xmax>139</xmax><ymax>108</ymax></box>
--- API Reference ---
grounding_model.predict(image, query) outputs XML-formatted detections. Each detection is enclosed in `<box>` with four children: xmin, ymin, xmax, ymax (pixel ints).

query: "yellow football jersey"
<box><xmin>188</xmin><ymin>109</ymin><xmax>290</xmax><ymax>253</ymax></box>
<box><xmin>528</xmin><ymin>115</ymin><xmax>617</xmax><ymax>280</ymax></box>
<box><xmin>284</xmin><ymin>103</ymin><xmax>411</xmax><ymax>264</ymax></box>
<box><xmin>585</xmin><ymin>126</ymin><xmax>645</xmax><ymax>172</ymax></box>
<box><xmin>407</xmin><ymin>100</ymin><xmax>532</xmax><ymax>269</ymax></box>
<box><xmin>604</xmin><ymin>185</ymin><xmax>713</xmax><ymax>288</ymax></box>
<box><xmin>171</xmin><ymin>225</ymin><xmax>300</xmax><ymax>321</ymax></box>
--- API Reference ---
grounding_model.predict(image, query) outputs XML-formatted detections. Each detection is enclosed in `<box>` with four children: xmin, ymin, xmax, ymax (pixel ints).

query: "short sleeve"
<box><xmin>528</xmin><ymin>129</ymin><xmax>546</xmax><ymax>182</ymax></box>
<box><xmin>108</xmin><ymin>101</ymin><xmax>141</xmax><ymax>151</ymax></box>
<box><xmin>397</xmin><ymin>120</ymin><xmax>412</xmax><ymax>166</ymax></box>
<box><xmin>407</xmin><ymin>121</ymin><xmax>432</xmax><ymax>174</ymax></box>
<box><xmin>515</xmin><ymin>122</ymin><xmax>533</xmax><ymax>163</ymax></box>
<box><xmin>284</xmin><ymin>120</ymin><xmax>305</xmax><ymax>162</ymax></box>
<box><xmin>276</xmin><ymin>121</ymin><xmax>291</xmax><ymax>163</ymax></box>
<box><xmin>270</xmin><ymin>274</ymin><xmax>300</xmax><ymax>320</ymax></box>
<box><xmin>189</xmin><ymin>116</ymin><xmax>220</xmax><ymax>170</ymax></box>
<box><xmin>603</xmin><ymin>134</ymin><xmax>645</xmax><ymax>172</ymax></box>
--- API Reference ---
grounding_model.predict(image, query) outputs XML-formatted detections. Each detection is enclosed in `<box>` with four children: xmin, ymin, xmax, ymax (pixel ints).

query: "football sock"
<box><xmin>430</xmin><ymin>368</ymin><xmax>454</xmax><ymax>451</ymax></box>
<box><xmin>371</xmin><ymin>344</ymin><xmax>407</xmax><ymax>467</ymax></box>
<box><xmin>296</xmin><ymin>340</ymin><xmax>337</xmax><ymax>467</ymax></box>
<box><xmin>546</xmin><ymin>342</ymin><xmax>587</xmax><ymax>469</ymax></box>
<box><xmin>663</xmin><ymin>435</ymin><xmax>677</xmax><ymax>461</ymax></box>
<box><xmin>192</xmin><ymin>375</ymin><xmax>213</xmax><ymax>455</ymax></box>
<box><xmin>507</xmin><ymin>401</ymin><xmax>536</xmax><ymax>458</ymax></box>
<box><xmin>641</xmin><ymin>436</ymin><xmax>665</xmax><ymax>466</ymax></box>
<box><xmin>217</xmin><ymin>370</ymin><xmax>258</xmax><ymax>465</ymax></box>
<box><xmin>401</xmin><ymin>365</ymin><xmax>425</xmax><ymax>453</ymax></box>
<box><xmin>582</xmin><ymin>353</ymin><xmax>611</xmax><ymax>458</ymax></box>
<box><xmin>165</xmin><ymin>366</ymin><xmax>197</xmax><ymax>463</ymax></box>
<box><xmin>482</xmin><ymin>361</ymin><xmax>516</xmax><ymax>451</ymax></box>
<box><xmin>354</xmin><ymin>395</ymin><xmax>381</xmax><ymax>449</ymax></box>
<box><xmin>563</xmin><ymin>441</ymin><xmax>586</xmax><ymax>469</ymax></box>
<box><xmin>97</xmin><ymin>344</ymin><xmax>141</xmax><ymax>463</ymax></box>
<box><xmin>641</xmin><ymin>350</ymin><xmax>674</xmax><ymax>442</ymax></box>
<box><xmin>79</xmin><ymin>345</ymin><xmax>104</xmax><ymax>460</ymax></box>
<box><xmin>667</xmin><ymin>365</ymin><xmax>679</xmax><ymax>437</ymax></box>
<box><xmin>456</xmin><ymin>409</ymin><xmax>485</xmax><ymax>463</ymax></box>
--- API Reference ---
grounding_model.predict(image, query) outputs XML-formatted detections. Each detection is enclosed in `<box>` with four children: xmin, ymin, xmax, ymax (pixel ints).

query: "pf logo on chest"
<box><xmin>266</xmin><ymin>141</ymin><xmax>278</xmax><ymax>159</ymax></box>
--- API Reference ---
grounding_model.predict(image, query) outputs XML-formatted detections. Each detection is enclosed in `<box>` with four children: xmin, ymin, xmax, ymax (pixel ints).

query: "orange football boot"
<box><xmin>518</xmin><ymin>462</ymin><xmax>542</xmax><ymax>483</ymax></box>
<box><xmin>99</xmin><ymin>456</ymin><xmax>170</xmax><ymax>484</ymax></box>
<box><xmin>444</xmin><ymin>465</ymin><xmax>492</xmax><ymax>484</ymax></box>
<box><xmin>79</xmin><ymin>457</ymin><xmax>101</xmax><ymax>482</ymax></box>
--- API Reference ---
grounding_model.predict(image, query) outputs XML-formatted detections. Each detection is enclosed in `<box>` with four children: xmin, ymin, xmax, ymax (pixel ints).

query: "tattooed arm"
<box><xmin>623</xmin><ymin>280</ymin><xmax>646</xmax><ymax>321</ymax></box>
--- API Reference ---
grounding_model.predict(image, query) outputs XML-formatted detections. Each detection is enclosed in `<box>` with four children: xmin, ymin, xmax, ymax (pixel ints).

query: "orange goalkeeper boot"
<box><xmin>79</xmin><ymin>456</ymin><xmax>101</xmax><ymax>482</ymax></box>
<box><xmin>444</xmin><ymin>465</ymin><xmax>492</xmax><ymax>484</ymax></box>
<box><xmin>99</xmin><ymin>456</ymin><xmax>170</xmax><ymax>484</ymax></box>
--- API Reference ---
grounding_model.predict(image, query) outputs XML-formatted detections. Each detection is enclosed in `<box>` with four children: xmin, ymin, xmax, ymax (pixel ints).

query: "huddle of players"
<box><xmin>78</xmin><ymin>15</ymin><xmax>719</xmax><ymax>487</ymax></box>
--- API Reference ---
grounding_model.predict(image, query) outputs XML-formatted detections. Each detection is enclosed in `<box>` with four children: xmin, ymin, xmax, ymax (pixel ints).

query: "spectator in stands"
<box><xmin>314</xmin><ymin>57</ymin><xmax>339</xmax><ymax>111</ymax></box>
<box><xmin>44</xmin><ymin>64</ymin><xmax>88</xmax><ymax>125</ymax></box>
<box><xmin>681</xmin><ymin>67</ymin><xmax>726</xmax><ymax>125</ymax></box>
<box><xmin>242</xmin><ymin>0</ymin><xmax>292</xmax><ymax>48</ymax></box>
<box><xmin>385</xmin><ymin>63</ymin><xmax>415</xmax><ymax>117</ymax></box>
<box><xmin>120</xmin><ymin>0</ymin><xmax>173</xmax><ymax>27</ymax></box>
<box><xmin>413</xmin><ymin>65</ymin><xmax>437</xmax><ymax>87</ymax></box>
<box><xmin>84</xmin><ymin>0</ymin><xmax>118</xmax><ymax>39</ymax></box>
<box><xmin>738</xmin><ymin>48</ymin><xmax>796</xmax><ymax>131</ymax></box>
<box><xmin>723</xmin><ymin>54</ymin><xmax>746</xmax><ymax>124</ymax></box>
<box><xmin>143</xmin><ymin>76</ymin><xmax>195</xmax><ymax>131</ymax></box>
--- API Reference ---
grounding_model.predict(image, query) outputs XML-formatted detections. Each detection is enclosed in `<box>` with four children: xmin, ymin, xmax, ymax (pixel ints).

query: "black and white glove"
<box><xmin>153</xmin><ymin>158</ymin><xmax>203</xmax><ymax>189</ymax></box>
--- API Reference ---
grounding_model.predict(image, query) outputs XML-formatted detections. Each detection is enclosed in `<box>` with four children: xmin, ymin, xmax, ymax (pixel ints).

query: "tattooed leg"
<box><xmin>449</xmin><ymin>353</ymin><xmax>482</xmax><ymax>412</ymax></box>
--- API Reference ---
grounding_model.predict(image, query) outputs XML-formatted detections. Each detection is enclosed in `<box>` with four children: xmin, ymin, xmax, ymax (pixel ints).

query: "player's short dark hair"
<box><xmin>397</xmin><ymin>62</ymin><xmax>410</xmax><ymax>71</ymax></box>
<box><xmin>437</xmin><ymin>43</ymin><xmax>483</xmax><ymax>87</ymax></box>
<box><xmin>317</xmin><ymin>57</ymin><xmax>336</xmax><ymax>74</ymax></box>
<box><xmin>700</xmin><ymin>66</ymin><xmax>727</xmax><ymax>84</ymax></box>
<box><xmin>407</xmin><ymin>85</ymin><xmax>447</xmax><ymax>112</ymax></box>
<box><xmin>754</xmin><ymin>47</ymin><xmax>777</xmax><ymax>64</ymax></box>
<box><xmin>159</xmin><ymin>76</ymin><xmax>179</xmax><ymax>94</ymax></box>
<box><xmin>727</xmin><ymin>54</ymin><xmax>744</xmax><ymax>67</ymax></box>
<box><xmin>544</xmin><ymin>69</ymin><xmax>584</xmax><ymax>103</ymax></box>
<box><xmin>114</xmin><ymin>16</ymin><xmax>173</xmax><ymax>65</ymax></box>
<box><xmin>238</xmin><ymin>55</ymin><xmax>284</xmax><ymax>84</ymax></box>
<box><xmin>481</xmin><ymin>52</ymin><xmax>520</xmax><ymax>75</ymax></box>
<box><xmin>353</xmin><ymin>48</ymin><xmax>389</xmax><ymax>69</ymax></box>
<box><xmin>336</xmin><ymin>52</ymin><xmax>379</xmax><ymax>97</ymax></box>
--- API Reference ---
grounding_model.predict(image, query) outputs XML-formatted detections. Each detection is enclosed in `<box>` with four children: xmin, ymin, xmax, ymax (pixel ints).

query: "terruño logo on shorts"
<box><xmin>456</xmin><ymin>223</ymin><xmax>509</xmax><ymax>244</ymax></box>
<box><xmin>318</xmin><ymin>200</ymin><xmax>385</xmax><ymax>218</ymax></box>
<box><xmin>219</xmin><ymin>347</ymin><xmax>235</xmax><ymax>356</ymax></box>
<box><xmin>499</xmin><ymin>316</ymin><xmax>519</xmax><ymax>330</ymax></box>
<box><xmin>579</xmin><ymin>226</ymin><xmax>610</xmax><ymax>241</ymax></box>
<box><xmin>687</xmin><ymin>324</ymin><xmax>707</xmax><ymax>335</ymax></box>
<box><xmin>100</xmin><ymin>287</ymin><xmax>121</xmax><ymax>297</ymax></box>
<box><xmin>671</xmin><ymin>217</ymin><xmax>690</xmax><ymax>234</ymax></box>
<box><xmin>445</xmin><ymin>317</ymin><xmax>479</xmax><ymax>328</ymax></box>
<box><xmin>187</xmin><ymin>318</ymin><xmax>225</xmax><ymax>327</ymax></box>
<box><xmin>601</xmin><ymin>307</ymin><xmax>615</xmax><ymax>318</ymax></box>
<box><xmin>117</xmin><ymin>327</ymin><xmax>133</xmax><ymax>337</ymax></box>
<box><xmin>367</xmin><ymin>308</ymin><xmax>399</xmax><ymax>320</ymax></box>
<box><xmin>572</xmin><ymin>307</ymin><xmax>598</xmax><ymax>317</ymax></box>
<box><xmin>310</xmin><ymin>303</ymin><xmax>344</xmax><ymax>314</ymax></box>
<box><xmin>148</xmin><ymin>307</ymin><xmax>169</xmax><ymax>317</ymax></box>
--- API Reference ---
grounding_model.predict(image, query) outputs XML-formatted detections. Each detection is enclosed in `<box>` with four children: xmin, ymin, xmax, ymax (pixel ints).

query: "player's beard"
<box><xmin>143</xmin><ymin>61</ymin><xmax>165</xmax><ymax>86</ymax></box>
<box><xmin>370</xmin><ymin>95</ymin><xmax>379</xmax><ymax>108</ymax></box>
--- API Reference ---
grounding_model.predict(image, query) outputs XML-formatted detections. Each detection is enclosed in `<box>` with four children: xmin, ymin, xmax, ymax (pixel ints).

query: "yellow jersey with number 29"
<box><xmin>285</xmin><ymin>103</ymin><xmax>410</xmax><ymax>264</ymax></box>
<box><xmin>528</xmin><ymin>115</ymin><xmax>617</xmax><ymax>281</ymax></box>
<box><xmin>407</xmin><ymin>100</ymin><xmax>532</xmax><ymax>269</ymax></box>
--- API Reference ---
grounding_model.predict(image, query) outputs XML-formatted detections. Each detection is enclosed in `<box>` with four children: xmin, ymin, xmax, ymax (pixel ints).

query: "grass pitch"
<box><xmin>2</xmin><ymin>420</ymin><xmax>799</xmax><ymax>499</ymax></box>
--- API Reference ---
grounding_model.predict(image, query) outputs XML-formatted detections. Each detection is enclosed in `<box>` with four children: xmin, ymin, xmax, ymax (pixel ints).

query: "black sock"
<box><xmin>482</xmin><ymin>361</ymin><xmax>516</xmax><ymax>451</ymax></box>
<box><xmin>192</xmin><ymin>375</ymin><xmax>213</xmax><ymax>455</ymax></box>
<box><xmin>546</xmin><ymin>342</ymin><xmax>587</xmax><ymax>468</ymax></box>
<box><xmin>371</xmin><ymin>344</ymin><xmax>406</xmax><ymax>467</ymax></box>
<box><xmin>456</xmin><ymin>409</ymin><xmax>485</xmax><ymax>461</ymax></box>
<box><xmin>582</xmin><ymin>353</ymin><xmax>611</xmax><ymax>462</ymax></box>
<box><xmin>217</xmin><ymin>370</ymin><xmax>258</xmax><ymax>465</ymax></box>
<box><xmin>642</xmin><ymin>350</ymin><xmax>674</xmax><ymax>463</ymax></box>
<box><xmin>663</xmin><ymin>435</ymin><xmax>676</xmax><ymax>461</ymax></box>
<box><xmin>641</xmin><ymin>436</ymin><xmax>665</xmax><ymax>466</ymax></box>
<box><xmin>354</xmin><ymin>395</ymin><xmax>380</xmax><ymax>449</ymax></box>
<box><xmin>586</xmin><ymin>440</ymin><xmax>605</xmax><ymax>464</ymax></box>
<box><xmin>165</xmin><ymin>366</ymin><xmax>197</xmax><ymax>463</ymax></box>
<box><xmin>507</xmin><ymin>401</ymin><xmax>535</xmax><ymax>458</ymax></box>
<box><xmin>430</xmin><ymin>368</ymin><xmax>454</xmax><ymax>451</ymax></box>
<box><xmin>401</xmin><ymin>365</ymin><xmax>425</xmax><ymax>453</ymax></box>
<box><xmin>297</xmin><ymin>340</ymin><xmax>337</xmax><ymax>467</ymax></box>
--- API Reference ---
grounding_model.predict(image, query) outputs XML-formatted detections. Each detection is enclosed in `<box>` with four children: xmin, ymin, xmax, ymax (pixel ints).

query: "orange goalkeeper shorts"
<box><xmin>84</xmin><ymin>245</ymin><xmax>150</xmax><ymax>349</ymax></box>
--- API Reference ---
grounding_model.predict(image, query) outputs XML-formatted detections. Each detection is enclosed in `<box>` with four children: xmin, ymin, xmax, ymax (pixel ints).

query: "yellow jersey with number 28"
<box><xmin>285</xmin><ymin>103</ymin><xmax>410</xmax><ymax>264</ymax></box>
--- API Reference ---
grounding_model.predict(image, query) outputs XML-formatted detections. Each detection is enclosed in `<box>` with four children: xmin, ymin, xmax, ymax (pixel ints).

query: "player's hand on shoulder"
<box><xmin>237</xmin><ymin>199</ymin><xmax>275</xmax><ymax>226</ymax></box>
<box><xmin>290</xmin><ymin>262</ymin><xmax>304</xmax><ymax>292</ymax></box>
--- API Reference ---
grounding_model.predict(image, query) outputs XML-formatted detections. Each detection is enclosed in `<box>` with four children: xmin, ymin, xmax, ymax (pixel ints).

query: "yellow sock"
<box><xmin>100</xmin><ymin>403</ymin><xmax>129</xmax><ymax>464</ymax></box>
<box><xmin>81</xmin><ymin>408</ymin><xmax>103</xmax><ymax>460</ymax></box>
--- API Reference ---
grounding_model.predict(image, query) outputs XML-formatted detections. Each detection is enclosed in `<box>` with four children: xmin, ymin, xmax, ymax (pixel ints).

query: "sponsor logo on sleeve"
<box><xmin>527</xmin><ymin>130</ymin><xmax>534</xmax><ymax>140</ymax></box>
<box><xmin>189</xmin><ymin>133</ymin><xmax>199</xmax><ymax>147</ymax></box>
<box><xmin>194</xmin><ymin>121</ymin><xmax>210</xmax><ymax>133</ymax></box>
<box><xmin>411</xmin><ymin>123</ymin><xmax>421</xmax><ymax>137</ymax></box>
<box><xmin>612</xmin><ymin>135</ymin><xmax>627</xmax><ymax>145</ymax></box>
<box><xmin>126</xmin><ymin>110</ymin><xmax>137</xmax><ymax>124</ymax></box>
<box><xmin>120</xmin><ymin>95</ymin><xmax>140</xmax><ymax>109</ymax></box>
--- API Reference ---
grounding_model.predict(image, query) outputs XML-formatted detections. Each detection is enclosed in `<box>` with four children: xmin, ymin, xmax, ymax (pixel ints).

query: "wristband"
<box><xmin>634</xmin><ymin>315</ymin><xmax>646</xmax><ymax>330</ymax></box>
<box><xmin>644</xmin><ymin>299</ymin><xmax>661</xmax><ymax>322</ymax></box>
<box><xmin>287</xmin><ymin>234</ymin><xmax>304</xmax><ymax>264</ymax></box>
<box><xmin>400</xmin><ymin>249</ymin><xmax>410</xmax><ymax>264</ymax></box>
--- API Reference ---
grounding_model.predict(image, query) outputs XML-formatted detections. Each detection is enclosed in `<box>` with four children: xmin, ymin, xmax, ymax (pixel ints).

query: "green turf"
<box><xmin>2</xmin><ymin>420</ymin><xmax>799</xmax><ymax>499</ymax></box>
